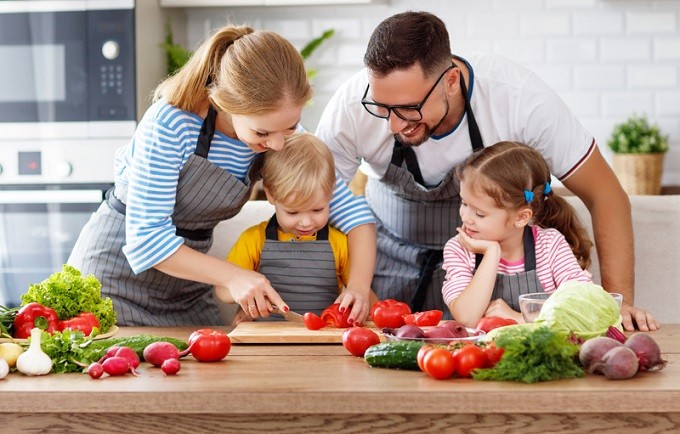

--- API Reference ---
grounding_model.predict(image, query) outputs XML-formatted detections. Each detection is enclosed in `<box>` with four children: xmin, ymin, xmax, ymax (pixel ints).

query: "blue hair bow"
<box><xmin>544</xmin><ymin>181</ymin><xmax>552</xmax><ymax>195</ymax></box>
<box><xmin>524</xmin><ymin>190</ymin><xmax>534</xmax><ymax>203</ymax></box>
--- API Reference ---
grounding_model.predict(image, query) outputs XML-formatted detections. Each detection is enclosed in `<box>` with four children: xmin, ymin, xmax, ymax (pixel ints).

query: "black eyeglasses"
<box><xmin>361</xmin><ymin>63</ymin><xmax>455</xmax><ymax>122</ymax></box>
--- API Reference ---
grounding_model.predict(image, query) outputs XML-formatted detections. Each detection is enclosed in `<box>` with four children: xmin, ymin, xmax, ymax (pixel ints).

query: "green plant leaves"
<box><xmin>607</xmin><ymin>114</ymin><xmax>669</xmax><ymax>154</ymax></box>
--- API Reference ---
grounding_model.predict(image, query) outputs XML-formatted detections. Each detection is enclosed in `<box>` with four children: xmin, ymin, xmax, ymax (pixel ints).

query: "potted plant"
<box><xmin>607</xmin><ymin>114</ymin><xmax>669</xmax><ymax>195</ymax></box>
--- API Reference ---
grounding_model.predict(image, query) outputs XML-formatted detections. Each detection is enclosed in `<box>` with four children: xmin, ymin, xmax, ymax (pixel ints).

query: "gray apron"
<box><xmin>68</xmin><ymin>106</ymin><xmax>260</xmax><ymax>326</ymax></box>
<box><xmin>257</xmin><ymin>215</ymin><xmax>339</xmax><ymax>319</ymax></box>
<box><xmin>475</xmin><ymin>226</ymin><xmax>544</xmax><ymax>311</ymax></box>
<box><xmin>365</xmin><ymin>57</ymin><xmax>483</xmax><ymax>317</ymax></box>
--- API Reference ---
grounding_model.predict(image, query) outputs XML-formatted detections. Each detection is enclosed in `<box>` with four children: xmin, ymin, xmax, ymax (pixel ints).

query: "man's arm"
<box><xmin>562</xmin><ymin>146</ymin><xmax>659</xmax><ymax>331</ymax></box>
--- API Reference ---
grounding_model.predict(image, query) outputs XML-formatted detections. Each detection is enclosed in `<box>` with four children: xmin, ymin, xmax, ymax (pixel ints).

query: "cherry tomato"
<box><xmin>403</xmin><ymin>310</ymin><xmax>443</xmax><ymax>327</ymax></box>
<box><xmin>423</xmin><ymin>348</ymin><xmax>456</xmax><ymax>380</ymax></box>
<box><xmin>370</xmin><ymin>299</ymin><xmax>411</xmax><ymax>328</ymax></box>
<box><xmin>481</xmin><ymin>342</ymin><xmax>504</xmax><ymax>367</ymax></box>
<box><xmin>453</xmin><ymin>345</ymin><xmax>488</xmax><ymax>378</ymax></box>
<box><xmin>475</xmin><ymin>317</ymin><xmax>517</xmax><ymax>334</ymax></box>
<box><xmin>417</xmin><ymin>344</ymin><xmax>435</xmax><ymax>372</ymax></box>
<box><xmin>188</xmin><ymin>328</ymin><xmax>231</xmax><ymax>362</ymax></box>
<box><xmin>303</xmin><ymin>312</ymin><xmax>327</xmax><ymax>330</ymax></box>
<box><xmin>320</xmin><ymin>303</ymin><xmax>351</xmax><ymax>328</ymax></box>
<box><xmin>342</xmin><ymin>327</ymin><xmax>380</xmax><ymax>357</ymax></box>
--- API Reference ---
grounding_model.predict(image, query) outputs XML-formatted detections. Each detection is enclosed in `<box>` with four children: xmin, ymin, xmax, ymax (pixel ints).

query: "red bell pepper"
<box><xmin>370</xmin><ymin>299</ymin><xmax>411</xmax><ymax>328</ymax></box>
<box><xmin>12</xmin><ymin>302</ymin><xmax>59</xmax><ymax>339</ymax></box>
<box><xmin>320</xmin><ymin>303</ymin><xmax>351</xmax><ymax>328</ymax></box>
<box><xmin>59</xmin><ymin>312</ymin><xmax>100</xmax><ymax>336</ymax></box>
<box><xmin>403</xmin><ymin>310</ymin><xmax>443</xmax><ymax>327</ymax></box>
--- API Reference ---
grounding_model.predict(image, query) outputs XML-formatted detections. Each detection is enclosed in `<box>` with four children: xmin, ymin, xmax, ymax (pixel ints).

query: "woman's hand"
<box><xmin>456</xmin><ymin>227</ymin><xmax>500</xmax><ymax>255</ymax></box>
<box><xmin>335</xmin><ymin>288</ymin><xmax>370</xmax><ymax>326</ymax></box>
<box><xmin>226</xmin><ymin>267</ymin><xmax>288</xmax><ymax>319</ymax></box>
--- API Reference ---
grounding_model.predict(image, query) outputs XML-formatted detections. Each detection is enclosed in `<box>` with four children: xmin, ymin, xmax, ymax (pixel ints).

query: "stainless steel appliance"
<box><xmin>0</xmin><ymin>1</ymin><xmax>136</xmax><ymax>306</ymax></box>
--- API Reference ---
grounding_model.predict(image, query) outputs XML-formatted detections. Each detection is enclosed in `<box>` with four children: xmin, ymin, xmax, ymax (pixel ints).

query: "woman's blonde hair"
<box><xmin>456</xmin><ymin>141</ymin><xmax>593</xmax><ymax>269</ymax></box>
<box><xmin>154</xmin><ymin>25</ymin><xmax>312</xmax><ymax>115</ymax></box>
<box><xmin>262</xmin><ymin>133</ymin><xmax>336</xmax><ymax>208</ymax></box>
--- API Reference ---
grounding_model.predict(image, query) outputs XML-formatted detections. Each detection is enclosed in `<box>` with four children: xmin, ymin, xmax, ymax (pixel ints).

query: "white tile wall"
<box><xmin>183</xmin><ymin>0</ymin><xmax>680</xmax><ymax>184</ymax></box>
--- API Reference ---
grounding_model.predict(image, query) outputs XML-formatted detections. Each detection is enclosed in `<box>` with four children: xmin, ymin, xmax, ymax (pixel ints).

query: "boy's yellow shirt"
<box><xmin>227</xmin><ymin>220</ymin><xmax>349</xmax><ymax>291</ymax></box>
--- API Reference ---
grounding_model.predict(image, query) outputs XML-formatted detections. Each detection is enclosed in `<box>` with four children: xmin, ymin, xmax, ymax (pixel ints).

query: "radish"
<box><xmin>579</xmin><ymin>336</ymin><xmax>623</xmax><ymax>370</ymax></box>
<box><xmin>102</xmin><ymin>356</ymin><xmax>131</xmax><ymax>377</ymax></box>
<box><xmin>161</xmin><ymin>358</ymin><xmax>181</xmax><ymax>375</ymax></box>
<box><xmin>624</xmin><ymin>333</ymin><xmax>667</xmax><ymax>372</ymax></box>
<box><xmin>589</xmin><ymin>346</ymin><xmax>639</xmax><ymax>380</ymax></box>
<box><xmin>88</xmin><ymin>362</ymin><xmax>104</xmax><ymax>379</ymax></box>
<box><xmin>143</xmin><ymin>341</ymin><xmax>181</xmax><ymax>367</ymax></box>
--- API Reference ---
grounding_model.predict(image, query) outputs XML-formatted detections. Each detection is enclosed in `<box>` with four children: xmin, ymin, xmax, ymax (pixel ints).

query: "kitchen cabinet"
<box><xmin>159</xmin><ymin>0</ymin><xmax>384</xmax><ymax>6</ymax></box>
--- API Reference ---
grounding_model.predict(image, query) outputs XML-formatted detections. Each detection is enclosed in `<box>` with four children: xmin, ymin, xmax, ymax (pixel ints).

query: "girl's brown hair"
<box><xmin>456</xmin><ymin>141</ymin><xmax>592</xmax><ymax>269</ymax></box>
<box><xmin>154</xmin><ymin>25</ymin><xmax>312</xmax><ymax>115</ymax></box>
<box><xmin>262</xmin><ymin>133</ymin><xmax>336</xmax><ymax>208</ymax></box>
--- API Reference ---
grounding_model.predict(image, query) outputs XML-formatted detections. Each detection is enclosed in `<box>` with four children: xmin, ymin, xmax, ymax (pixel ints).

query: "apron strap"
<box><xmin>391</xmin><ymin>142</ymin><xmax>426</xmax><ymax>186</ymax></box>
<box><xmin>265</xmin><ymin>214</ymin><xmax>330</xmax><ymax>241</ymax></box>
<box><xmin>474</xmin><ymin>226</ymin><xmax>537</xmax><ymax>271</ymax></box>
<box><xmin>195</xmin><ymin>105</ymin><xmax>218</xmax><ymax>158</ymax></box>
<box><xmin>411</xmin><ymin>249</ymin><xmax>443</xmax><ymax>312</ymax></box>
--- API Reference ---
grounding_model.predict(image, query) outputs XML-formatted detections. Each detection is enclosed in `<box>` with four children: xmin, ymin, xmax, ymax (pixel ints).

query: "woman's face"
<box><xmin>231</xmin><ymin>106</ymin><xmax>303</xmax><ymax>153</ymax></box>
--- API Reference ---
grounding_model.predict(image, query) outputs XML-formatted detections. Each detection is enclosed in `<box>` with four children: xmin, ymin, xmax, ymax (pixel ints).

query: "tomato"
<box><xmin>481</xmin><ymin>342</ymin><xmax>504</xmax><ymax>367</ymax></box>
<box><xmin>453</xmin><ymin>345</ymin><xmax>488</xmax><ymax>378</ymax></box>
<box><xmin>403</xmin><ymin>310</ymin><xmax>443</xmax><ymax>327</ymax></box>
<box><xmin>416</xmin><ymin>344</ymin><xmax>435</xmax><ymax>372</ymax></box>
<box><xmin>475</xmin><ymin>316</ymin><xmax>518</xmax><ymax>334</ymax></box>
<box><xmin>423</xmin><ymin>348</ymin><xmax>456</xmax><ymax>380</ymax></box>
<box><xmin>303</xmin><ymin>312</ymin><xmax>327</xmax><ymax>330</ymax></box>
<box><xmin>188</xmin><ymin>328</ymin><xmax>231</xmax><ymax>362</ymax></box>
<box><xmin>342</xmin><ymin>327</ymin><xmax>380</xmax><ymax>357</ymax></box>
<box><xmin>320</xmin><ymin>303</ymin><xmax>351</xmax><ymax>328</ymax></box>
<box><xmin>370</xmin><ymin>299</ymin><xmax>411</xmax><ymax>329</ymax></box>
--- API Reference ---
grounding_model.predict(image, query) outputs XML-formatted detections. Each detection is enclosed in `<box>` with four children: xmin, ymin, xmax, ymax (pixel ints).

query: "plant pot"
<box><xmin>612</xmin><ymin>153</ymin><xmax>665</xmax><ymax>195</ymax></box>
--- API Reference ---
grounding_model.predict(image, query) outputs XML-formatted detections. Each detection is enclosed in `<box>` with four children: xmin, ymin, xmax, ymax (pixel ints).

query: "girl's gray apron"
<box><xmin>68</xmin><ymin>106</ymin><xmax>259</xmax><ymax>326</ymax></box>
<box><xmin>257</xmin><ymin>215</ymin><xmax>339</xmax><ymax>319</ymax></box>
<box><xmin>474</xmin><ymin>226</ymin><xmax>544</xmax><ymax>311</ymax></box>
<box><xmin>365</xmin><ymin>59</ymin><xmax>483</xmax><ymax>318</ymax></box>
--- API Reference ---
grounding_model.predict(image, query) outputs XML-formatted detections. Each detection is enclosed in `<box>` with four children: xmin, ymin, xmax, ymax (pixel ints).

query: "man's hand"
<box><xmin>620</xmin><ymin>302</ymin><xmax>660</xmax><ymax>332</ymax></box>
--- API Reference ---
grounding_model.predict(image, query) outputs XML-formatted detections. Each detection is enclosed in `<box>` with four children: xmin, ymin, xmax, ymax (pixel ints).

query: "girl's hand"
<box><xmin>226</xmin><ymin>267</ymin><xmax>288</xmax><ymax>319</ymax></box>
<box><xmin>456</xmin><ymin>227</ymin><xmax>500</xmax><ymax>255</ymax></box>
<box><xmin>335</xmin><ymin>289</ymin><xmax>370</xmax><ymax>326</ymax></box>
<box><xmin>485</xmin><ymin>299</ymin><xmax>523</xmax><ymax>323</ymax></box>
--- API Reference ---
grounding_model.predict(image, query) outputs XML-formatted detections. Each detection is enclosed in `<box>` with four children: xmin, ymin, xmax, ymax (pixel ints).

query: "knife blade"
<box><xmin>271</xmin><ymin>305</ymin><xmax>304</xmax><ymax>323</ymax></box>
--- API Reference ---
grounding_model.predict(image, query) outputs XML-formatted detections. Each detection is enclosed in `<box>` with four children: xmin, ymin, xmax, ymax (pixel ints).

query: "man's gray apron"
<box><xmin>257</xmin><ymin>215</ymin><xmax>339</xmax><ymax>319</ymax></box>
<box><xmin>474</xmin><ymin>226</ymin><xmax>544</xmax><ymax>311</ymax></box>
<box><xmin>365</xmin><ymin>58</ymin><xmax>483</xmax><ymax>317</ymax></box>
<box><xmin>68</xmin><ymin>106</ymin><xmax>259</xmax><ymax>326</ymax></box>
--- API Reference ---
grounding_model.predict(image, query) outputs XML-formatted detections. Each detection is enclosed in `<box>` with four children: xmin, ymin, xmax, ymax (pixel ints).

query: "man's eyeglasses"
<box><xmin>361</xmin><ymin>63</ymin><xmax>455</xmax><ymax>122</ymax></box>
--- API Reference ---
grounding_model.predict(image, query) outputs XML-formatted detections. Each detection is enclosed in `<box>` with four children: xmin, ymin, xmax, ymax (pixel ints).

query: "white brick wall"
<box><xmin>184</xmin><ymin>0</ymin><xmax>680</xmax><ymax>185</ymax></box>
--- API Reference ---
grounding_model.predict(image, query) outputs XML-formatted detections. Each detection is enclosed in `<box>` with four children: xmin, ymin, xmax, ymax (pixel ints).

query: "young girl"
<box><xmin>441</xmin><ymin>141</ymin><xmax>593</xmax><ymax>326</ymax></box>
<box><xmin>217</xmin><ymin>133</ymin><xmax>378</xmax><ymax>322</ymax></box>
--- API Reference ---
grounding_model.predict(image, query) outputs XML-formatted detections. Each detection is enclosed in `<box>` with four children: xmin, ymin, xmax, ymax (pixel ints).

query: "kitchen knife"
<box><xmin>271</xmin><ymin>305</ymin><xmax>304</xmax><ymax>323</ymax></box>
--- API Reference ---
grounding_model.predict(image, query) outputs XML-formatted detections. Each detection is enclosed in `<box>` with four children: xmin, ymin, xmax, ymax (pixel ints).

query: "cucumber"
<box><xmin>364</xmin><ymin>340</ymin><xmax>425</xmax><ymax>370</ymax></box>
<box><xmin>82</xmin><ymin>334</ymin><xmax>189</xmax><ymax>360</ymax></box>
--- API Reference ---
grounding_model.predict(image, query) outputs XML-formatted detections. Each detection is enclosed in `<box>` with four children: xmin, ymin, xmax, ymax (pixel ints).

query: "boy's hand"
<box><xmin>335</xmin><ymin>289</ymin><xmax>370</xmax><ymax>326</ymax></box>
<box><xmin>456</xmin><ymin>227</ymin><xmax>500</xmax><ymax>255</ymax></box>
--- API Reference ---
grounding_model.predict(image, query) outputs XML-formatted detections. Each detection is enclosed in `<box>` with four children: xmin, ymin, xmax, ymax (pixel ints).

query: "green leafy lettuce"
<box><xmin>21</xmin><ymin>265</ymin><xmax>116</xmax><ymax>332</ymax></box>
<box><xmin>534</xmin><ymin>281</ymin><xmax>622</xmax><ymax>340</ymax></box>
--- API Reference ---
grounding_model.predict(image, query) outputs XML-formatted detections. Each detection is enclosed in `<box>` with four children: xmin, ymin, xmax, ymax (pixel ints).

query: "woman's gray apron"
<box><xmin>365</xmin><ymin>59</ymin><xmax>483</xmax><ymax>317</ymax></box>
<box><xmin>474</xmin><ymin>226</ymin><xmax>544</xmax><ymax>311</ymax></box>
<box><xmin>68</xmin><ymin>106</ymin><xmax>259</xmax><ymax>326</ymax></box>
<box><xmin>257</xmin><ymin>215</ymin><xmax>339</xmax><ymax>319</ymax></box>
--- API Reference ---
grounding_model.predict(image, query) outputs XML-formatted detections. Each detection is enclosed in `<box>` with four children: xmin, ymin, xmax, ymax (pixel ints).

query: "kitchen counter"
<box><xmin>1</xmin><ymin>325</ymin><xmax>679</xmax><ymax>433</ymax></box>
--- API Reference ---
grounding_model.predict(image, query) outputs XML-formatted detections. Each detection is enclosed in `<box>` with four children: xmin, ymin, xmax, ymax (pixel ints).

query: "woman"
<box><xmin>69</xmin><ymin>25</ymin><xmax>376</xmax><ymax>326</ymax></box>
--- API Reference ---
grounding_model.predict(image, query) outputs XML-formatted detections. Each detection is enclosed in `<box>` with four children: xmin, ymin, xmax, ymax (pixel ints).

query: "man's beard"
<box><xmin>394</xmin><ymin>99</ymin><xmax>450</xmax><ymax>148</ymax></box>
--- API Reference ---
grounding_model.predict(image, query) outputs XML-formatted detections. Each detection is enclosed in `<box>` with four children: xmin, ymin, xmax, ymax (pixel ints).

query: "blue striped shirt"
<box><xmin>115</xmin><ymin>101</ymin><xmax>375</xmax><ymax>273</ymax></box>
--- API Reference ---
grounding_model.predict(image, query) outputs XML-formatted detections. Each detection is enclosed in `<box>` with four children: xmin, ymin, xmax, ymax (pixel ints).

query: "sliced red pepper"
<box><xmin>403</xmin><ymin>310</ymin><xmax>443</xmax><ymax>327</ymax></box>
<box><xmin>59</xmin><ymin>312</ymin><xmax>100</xmax><ymax>336</ymax></box>
<box><xmin>370</xmin><ymin>299</ymin><xmax>411</xmax><ymax>329</ymax></box>
<box><xmin>320</xmin><ymin>303</ymin><xmax>351</xmax><ymax>328</ymax></box>
<box><xmin>13</xmin><ymin>302</ymin><xmax>59</xmax><ymax>339</ymax></box>
<box><xmin>303</xmin><ymin>312</ymin><xmax>326</xmax><ymax>330</ymax></box>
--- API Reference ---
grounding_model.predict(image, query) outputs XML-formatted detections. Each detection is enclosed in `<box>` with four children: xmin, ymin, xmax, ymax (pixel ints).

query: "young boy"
<box><xmin>216</xmin><ymin>133</ymin><xmax>377</xmax><ymax>322</ymax></box>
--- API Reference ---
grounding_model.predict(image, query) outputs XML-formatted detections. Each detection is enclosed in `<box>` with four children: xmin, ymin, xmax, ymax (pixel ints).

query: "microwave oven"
<box><xmin>0</xmin><ymin>0</ymin><xmax>136</xmax><ymax>184</ymax></box>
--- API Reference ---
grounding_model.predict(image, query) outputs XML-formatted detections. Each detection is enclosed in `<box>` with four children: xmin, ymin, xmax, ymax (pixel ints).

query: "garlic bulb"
<box><xmin>16</xmin><ymin>327</ymin><xmax>53</xmax><ymax>376</ymax></box>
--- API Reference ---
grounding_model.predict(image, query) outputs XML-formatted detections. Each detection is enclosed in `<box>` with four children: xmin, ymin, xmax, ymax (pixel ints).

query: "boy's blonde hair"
<box><xmin>262</xmin><ymin>133</ymin><xmax>336</xmax><ymax>208</ymax></box>
<box><xmin>154</xmin><ymin>25</ymin><xmax>312</xmax><ymax>115</ymax></box>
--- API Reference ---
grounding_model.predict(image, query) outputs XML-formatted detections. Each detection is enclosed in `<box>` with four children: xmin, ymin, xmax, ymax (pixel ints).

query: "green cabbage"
<box><xmin>534</xmin><ymin>281</ymin><xmax>622</xmax><ymax>340</ymax></box>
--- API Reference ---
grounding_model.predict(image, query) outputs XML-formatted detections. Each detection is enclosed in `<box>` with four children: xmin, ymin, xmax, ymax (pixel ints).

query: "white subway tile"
<box><xmin>337</xmin><ymin>43</ymin><xmax>369</xmax><ymax>67</ymax></box>
<box><xmin>627</xmin><ymin>11</ymin><xmax>677</xmax><ymax>34</ymax></box>
<box><xmin>657</xmin><ymin>91</ymin><xmax>680</xmax><ymax>116</ymax></box>
<box><xmin>547</xmin><ymin>39</ymin><xmax>597</xmax><ymax>62</ymax></box>
<box><xmin>467</xmin><ymin>14</ymin><xmax>520</xmax><ymax>38</ymax></box>
<box><xmin>573</xmin><ymin>12</ymin><xmax>624</xmax><ymax>35</ymax></box>
<box><xmin>312</xmin><ymin>18</ymin><xmax>362</xmax><ymax>39</ymax></box>
<box><xmin>491</xmin><ymin>0</ymin><xmax>543</xmax><ymax>11</ymax></box>
<box><xmin>546</xmin><ymin>0</ymin><xmax>597</xmax><ymax>8</ymax></box>
<box><xmin>520</xmin><ymin>13</ymin><xmax>571</xmax><ymax>36</ymax></box>
<box><xmin>600</xmin><ymin>38</ymin><xmax>651</xmax><ymax>62</ymax></box>
<box><xmin>654</xmin><ymin>38</ymin><xmax>680</xmax><ymax>60</ymax></box>
<box><xmin>529</xmin><ymin>64</ymin><xmax>573</xmax><ymax>90</ymax></box>
<box><xmin>263</xmin><ymin>19</ymin><xmax>311</xmax><ymax>40</ymax></box>
<box><xmin>602</xmin><ymin>92</ymin><xmax>653</xmax><ymax>116</ymax></box>
<box><xmin>492</xmin><ymin>39</ymin><xmax>545</xmax><ymax>63</ymax></box>
<box><xmin>574</xmin><ymin>66</ymin><xmax>626</xmax><ymax>90</ymax></box>
<box><xmin>558</xmin><ymin>91</ymin><xmax>601</xmax><ymax>117</ymax></box>
<box><xmin>628</xmin><ymin>65</ymin><xmax>678</xmax><ymax>89</ymax></box>
<box><xmin>580</xmin><ymin>119</ymin><xmax>619</xmax><ymax>152</ymax></box>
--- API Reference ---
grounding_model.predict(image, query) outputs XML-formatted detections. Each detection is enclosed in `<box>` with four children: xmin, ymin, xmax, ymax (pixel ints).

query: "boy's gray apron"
<box><xmin>365</xmin><ymin>58</ymin><xmax>483</xmax><ymax>318</ymax></box>
<box><xmin>257</xmin><ymin>215</ymin><xmax>339</xmax><ymax>319</ymax></box>
<box><xmin>68</xmin><ymin>106</ymin><xmax>259</xmax><ymax>326</ymax></box>
<box><xmin>474</xmin><ymin>226</ymin><xmax>544</xmax><ymax>311</ymax></box>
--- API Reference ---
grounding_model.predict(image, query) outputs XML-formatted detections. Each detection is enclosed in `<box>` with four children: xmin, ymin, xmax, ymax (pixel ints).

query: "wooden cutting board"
<box><xmin>228</xmin><ymin>321</ymin><xmax>384</xmax><ymax>344</ymax></box>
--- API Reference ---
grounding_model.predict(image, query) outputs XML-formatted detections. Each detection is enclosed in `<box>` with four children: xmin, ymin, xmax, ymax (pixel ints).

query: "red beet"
<box><xmin>624</xmin><ymin>333</ymin><xmax>667</xmax><ymax>372</ymax></box>
<box><xmin>579</xmin><ymin>336</ymin><xmax>623</xmax><ymax>370</ymax></box>
<box><xmin>589</xmin><ymin>346</ymin><xmax>639</xmax><ymax>380</ymax></box>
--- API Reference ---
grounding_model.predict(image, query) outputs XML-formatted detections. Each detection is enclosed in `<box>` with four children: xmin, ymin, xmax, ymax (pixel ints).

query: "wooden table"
<box><xmin>1</xmin><ymin>325</ymin><xmax>679</xmax><ymax>433</ymax></box>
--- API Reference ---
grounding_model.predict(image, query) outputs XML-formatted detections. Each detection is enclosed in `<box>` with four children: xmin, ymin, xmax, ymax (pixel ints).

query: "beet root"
<box><xmin>579</xmin><ymin>336</ymin><xmax>623</xmax><ymax>370</ymax></box>
<box><xmin>589</xmin><ymin>346</ymin><xmax>639</xmax><ymax>380</ymax></box>
<box><xmin>624</xmin><ymin>332</ymin><xmax>667</xmax><ymax>372</ymax></box>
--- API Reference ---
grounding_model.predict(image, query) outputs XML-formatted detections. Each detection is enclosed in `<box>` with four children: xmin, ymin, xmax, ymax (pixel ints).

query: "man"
<box><xmin>316</xmin><ymin>11</ymin><xmax>657</xmax><ymax>331</ymax></box>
